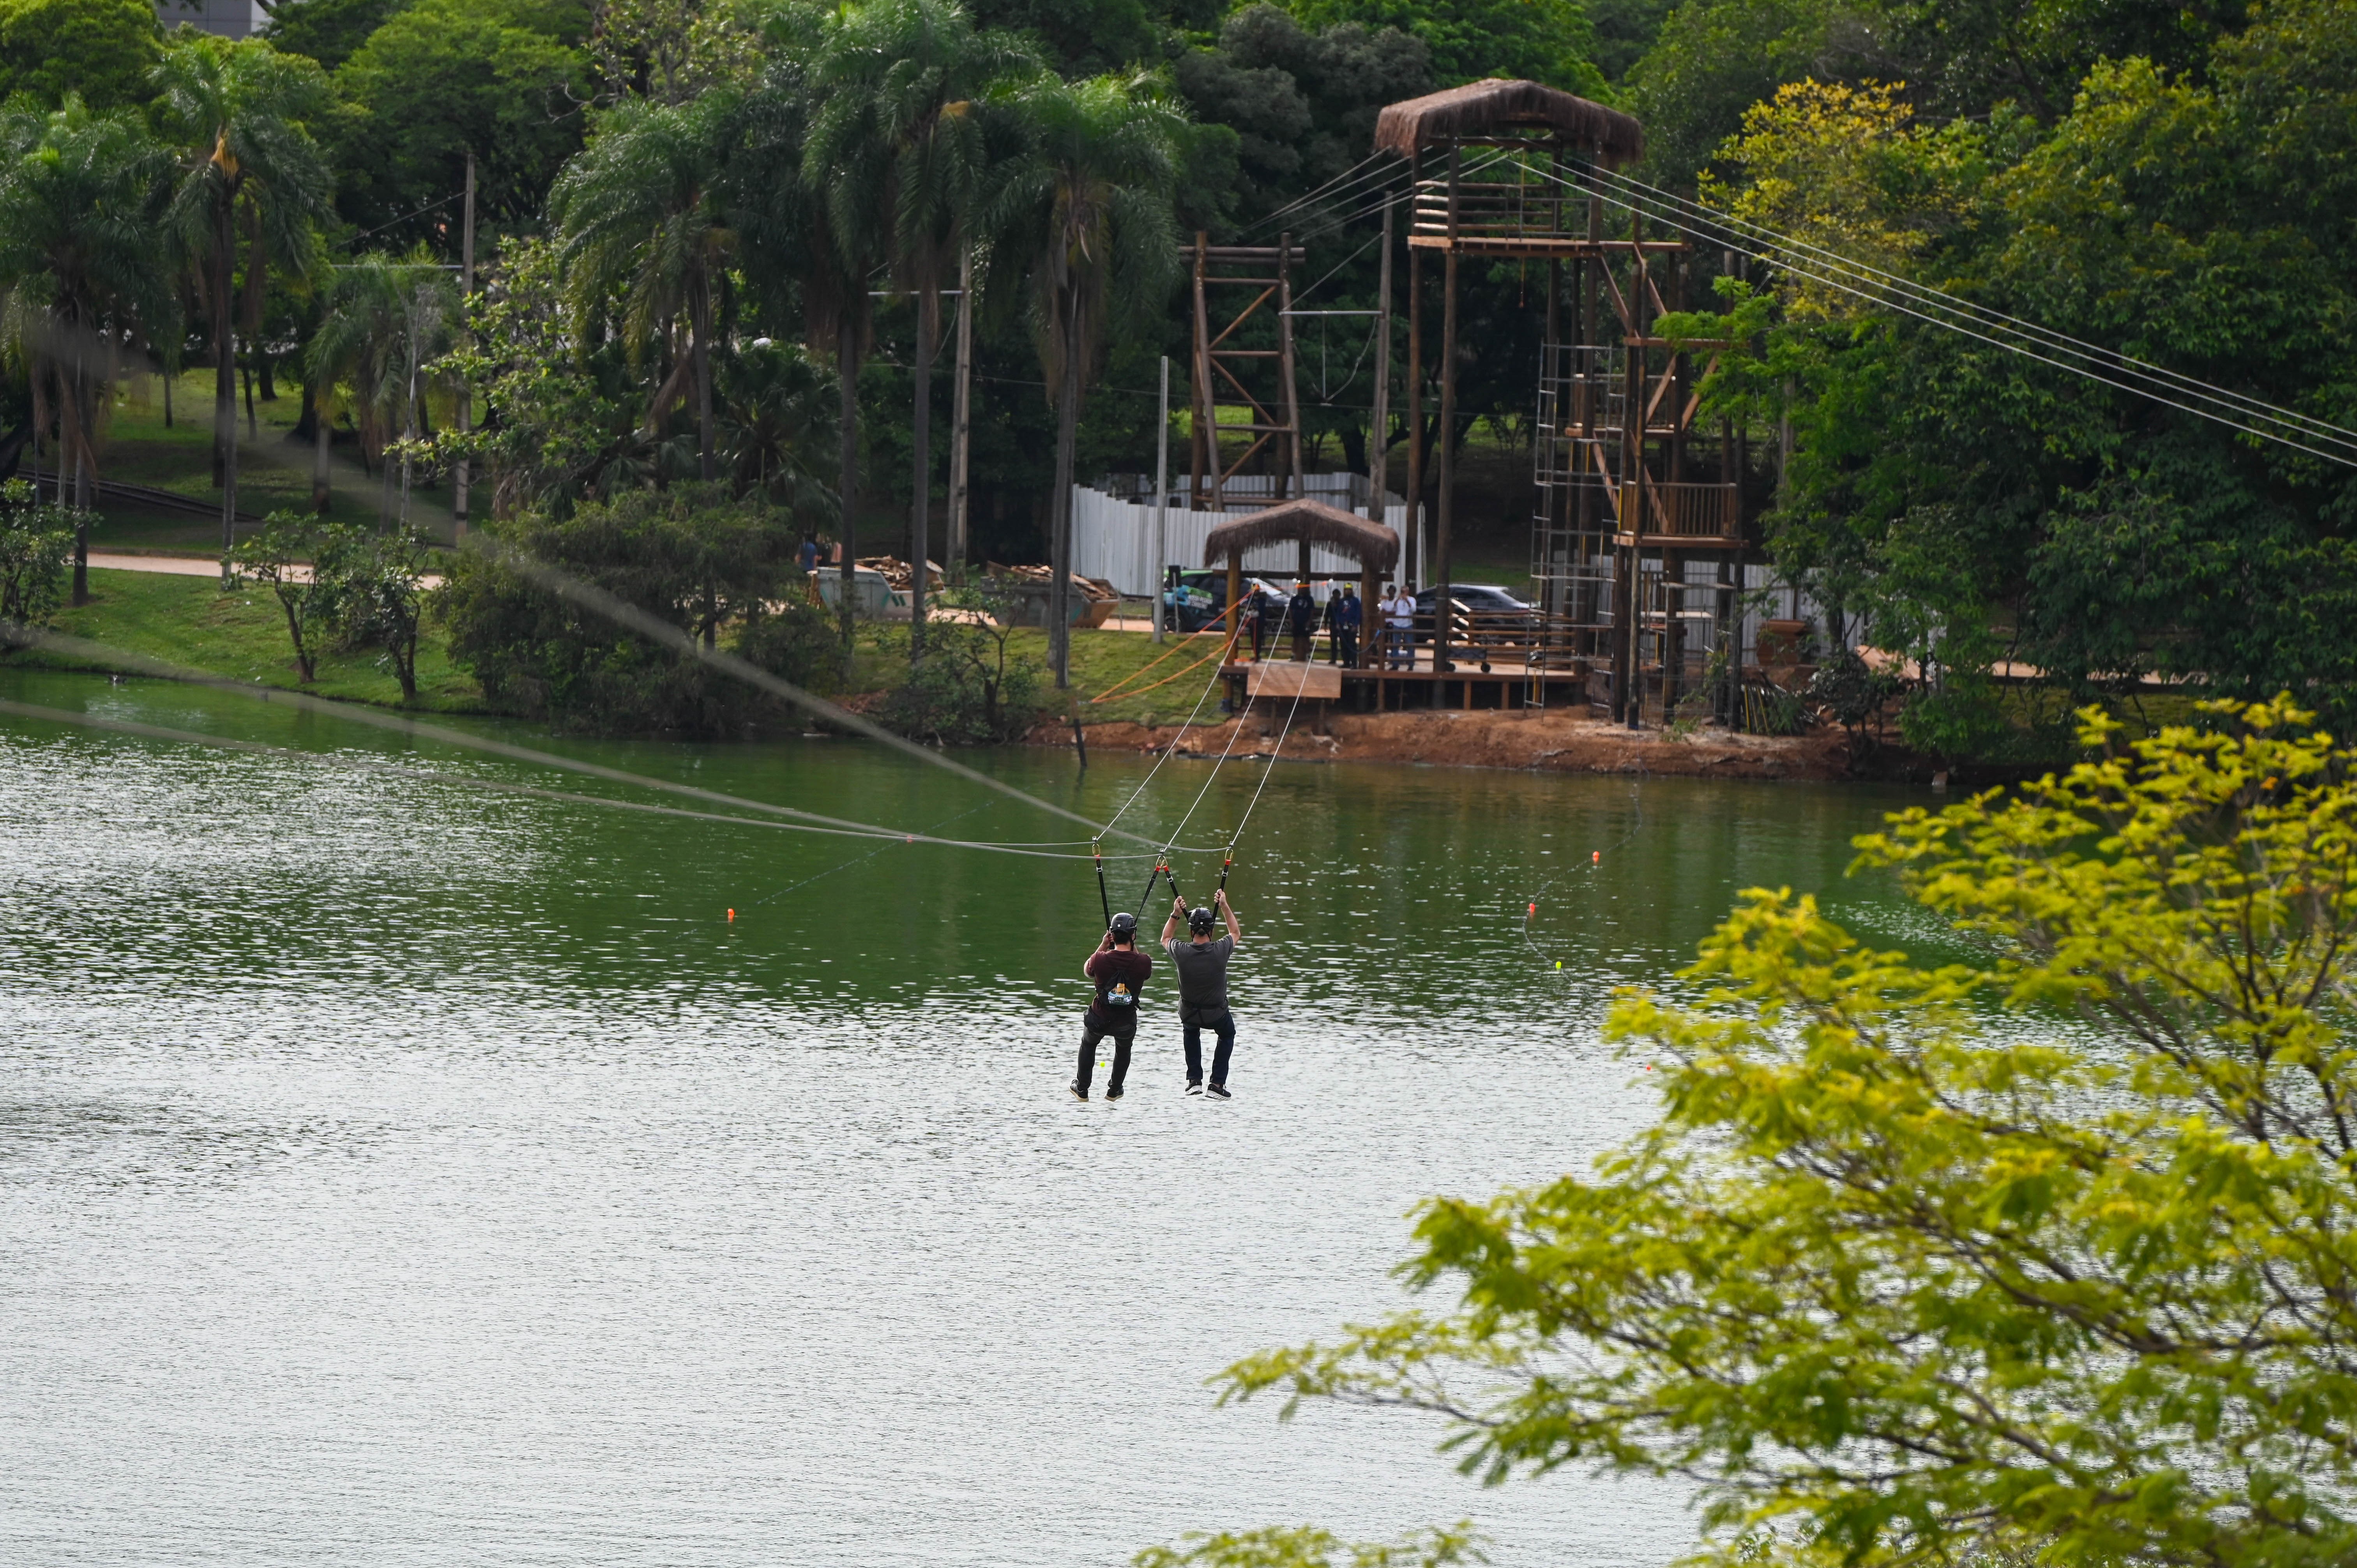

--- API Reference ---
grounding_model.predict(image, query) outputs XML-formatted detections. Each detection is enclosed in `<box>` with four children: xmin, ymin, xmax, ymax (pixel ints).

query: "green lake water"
<box><xmin>0</xmin><ymin>665</ymin><xmax>1940</xmax><ymax>1566</ymax></box>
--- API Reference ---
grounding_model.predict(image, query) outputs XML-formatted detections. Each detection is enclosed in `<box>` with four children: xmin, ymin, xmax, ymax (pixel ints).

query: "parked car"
<box><xmin>1413</xmin><ymin>583</ymin><xmax>1539</xmax><ymax>639</ymax></box>
<box><xmin>1163</xmin><ymin>569</ymin><xmax>1288</xmax><ymax>635</ymax></box>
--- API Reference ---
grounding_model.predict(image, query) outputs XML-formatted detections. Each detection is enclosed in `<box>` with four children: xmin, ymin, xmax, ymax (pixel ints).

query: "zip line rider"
<box><xmin>1073</xmin><ymin>912</ymin><xmax>1152</xmax><ymax>1102</ymax></box>
<box><xmin>1163</xmin><ymin>892</ymin><xmax>1244</xmax><ymax>1099</ymax></box>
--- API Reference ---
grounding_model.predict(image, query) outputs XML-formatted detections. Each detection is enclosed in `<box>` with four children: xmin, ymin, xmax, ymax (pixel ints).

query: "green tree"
<box><xmin>1136</xmin><ymin>1524</ymin><xmax>1486</xmax><ymax>1568</ymax></box>
<box><xmin>802</xmin><ymin>0</ymin><xmax>1033</xmax><ymax>658</ymax></box>
<box><xmin>441</xmin><ymin>482</ymin><xmax>829</xmax><ymax>733</ymax></box>
<box><xmin>0</xmin><ymin>95</ymin><xmax>170</xmax><ymax>602</ymax></box>
<box><xmin>320</xmin><ymin>520</ymin><xmax>430</xmax><ymax>700</ymax></box>
<box><xmin>0</xmin><ymin>0</ymin><xmax>159</xmax><ymax>110</ymax></box>
<box><xmin>0</xmin><ymin>477</ymin><xmax>74</xmax><ymax>625</ymax></box>
<box><xmin>1275</xmin><ymin>0</ymin><xmax>1605</xmax><ymax>94</ymax></box>
<box><xmin>331</xmin><ymin>0</ymin><xmax>589</xmax><ymax>253</ymax></box>
<box><xmin>1225</xmin><ymin>696</ymin><xmax>2357</xmax><ymax>1567</ymax></box>
<box><xmin>153</xmin><ymin>32</ymin><xmax>334</xmax><ymax>577</ymax></box>
<box><xmin>985</xmin><ymin>67</ymin><xmax>1182</xmax><ymax>684</ymax></box>
<box><xmin>549</xmin><ymin>89</ymin><xmax>737</xmax><ymax>484</ymax></box>
<box><xmin>261</xmin><ymin>0</ymin><xmax>396</xmax><ymax>72</ymax></box>
<box><xmin>230</xmin><ymin>509</ymin><xmax>340</xmax><ymax>680</ymax></box>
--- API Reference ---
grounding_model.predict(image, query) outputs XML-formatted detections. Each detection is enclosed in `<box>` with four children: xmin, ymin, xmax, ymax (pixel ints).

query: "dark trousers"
<box><xmin>1291</xmin><ymin>630</ymin><xmax>1312</xmax><ymax>661</ymax></box>
<box><xmin>1077</xmin><ymin>1016</ymin><xmax>1134</xmax><ymax>1095</ymax></box>
<box><xmin>1182</xmin><ymin>1009</ymin><xmax>1236</xmax><ymax>1087</ymax></box>
<box><xmin>1337</xmin><ymin>627</ymin><xmax>1358</xmax><ymax>667</ymax></box>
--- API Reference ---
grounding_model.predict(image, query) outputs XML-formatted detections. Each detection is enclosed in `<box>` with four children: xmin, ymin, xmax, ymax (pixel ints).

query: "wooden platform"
<box><xmin>1223</xmin><ymin>660</ymin><xmax>1594</xmax><ymax>713</ymax></box>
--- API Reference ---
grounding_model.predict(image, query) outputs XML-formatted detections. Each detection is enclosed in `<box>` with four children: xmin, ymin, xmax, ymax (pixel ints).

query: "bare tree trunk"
<box><xmin>1048</xmin><ymin>289</ymin><xmax>1080</xmax><ymax>689</ymax></box>
<box><xmin>216</xmin><ymin>220</ymin><xmax>238</xmax><ymax>584</ymax></box>
<box><xmin>909</xmin><ymin>288</ymin><xmax>935</xmax><ymax>663</ymax></box>
<box><xmin>837</xmin><ymin>316</ymin><xmax>859</xmax><ymax>674</ymax></box>
<box><xmin>312</xmin><ymin>385</ymin><xmax>332</xmax><ymax>515</ymax></box>
<box><xmin>693</xmin><ymin>267</ymin><xmax>714</xmax><ymax>484</ymax></box>
<box><xmin>65</xmin><ymin>360</ymin><xmax>90</xmax><ymax>605</ymax></box>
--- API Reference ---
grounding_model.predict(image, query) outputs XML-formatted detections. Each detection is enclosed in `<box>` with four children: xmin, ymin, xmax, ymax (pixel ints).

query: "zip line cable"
<box><xmin>469</xmin><ymin>541</ymin><xmax>1175</xmax><ymax>848</ymax></box>
<box><xmin>0</xmin><ymin>623</ymin><xmax>1114</xmax><ymax>849</ymax></box>
<box><xmin>0</xmin><ymin>698</ymin><xmax>1107</xmax><ymax>857</ymax></box>
<box><xmin>1598</xmin><ymin>165</ymin><xmax>2357</xmax><ymax>459</ymax></box>
<box><xmin>745</xmin><ymin>802</ymin><xmax>997</xmax><ymax>911</ymax></box>
<box><xmin>1513</xmin><ymin>161</ymin><xmax>2357</xmax><ymax>468</ymax></box>
<box><xmin>1095</xmin><ymin>617</ymin><xmax>1246</xmax><ymax>844</ymax></box>
<box><xmin>1237</xmin><ymin>152</ymin><xmax>1393</xmax><ymax>238</ymax></box>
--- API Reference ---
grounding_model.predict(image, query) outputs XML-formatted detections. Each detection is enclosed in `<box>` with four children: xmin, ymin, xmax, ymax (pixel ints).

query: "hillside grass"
<box><xmin>17</xmin><ymin>567</ymin><xmax>487</xmax><ymax>712</ymax></box>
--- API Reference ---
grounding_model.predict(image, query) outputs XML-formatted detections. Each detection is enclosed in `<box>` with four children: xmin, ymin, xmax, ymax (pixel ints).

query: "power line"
<box><xmin>1512</xmin><ymin>160</ymin><xmax>2357</xmax><ymax>469</ymax></box>
<box><xmin>1605</xmin><ymin>166</ymin><xmax>2357</xmax><ymax>457</ymax></box>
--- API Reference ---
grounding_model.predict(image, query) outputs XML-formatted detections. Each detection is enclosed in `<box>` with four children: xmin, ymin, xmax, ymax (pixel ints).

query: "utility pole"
<box><xmin>947</xmin><ymin>244</ymin><xmax>974</xmax><ymax>563</ymax></box>
<box><xmin>453</xmin><ymin>148</ymin><xmax>475</xmax><ymax>536</ymax></box>
<box><xmin>1152</xmin><ymin>354</ymin><xmax>1169</xmax><ymax>644</ymax></box>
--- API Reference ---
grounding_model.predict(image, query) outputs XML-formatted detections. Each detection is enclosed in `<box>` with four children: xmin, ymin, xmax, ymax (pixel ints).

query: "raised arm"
<box><xmin>1215</xmin><ymin>888</ymin><xmax>1242</xmax><ymax>947</ymax></box>
<box><xmin>1084</xmin><ymin>927</ymin><xmax>1111</xmax><ymax>980</ymax></box>
<box><xmin>1162</xmin><ymin>895</ymin><xmax>1185</xmax><ymax>945</ymax></box>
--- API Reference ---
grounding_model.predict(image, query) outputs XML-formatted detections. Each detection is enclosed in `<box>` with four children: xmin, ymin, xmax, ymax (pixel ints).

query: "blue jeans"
<box><xmin>1182</xmin><ymin>1009</ymin><xmax>1235</xmax><ymax>1087</ymax></box>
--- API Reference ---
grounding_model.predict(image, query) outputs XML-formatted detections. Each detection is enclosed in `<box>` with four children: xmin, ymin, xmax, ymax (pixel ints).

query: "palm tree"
<box><xmin>548</xmin><ymin>92</ymin><xmax>736</xmax><ymax>484</ymax></box>
<box><xmin>802</xmin><ymin>0</ymin><xmax>1031</xmax><ymax>659</ymax></box>
<box><xmin>153</xmin><ymin>34</ymin><xmax>333</xmax><ymax>581</ymax></box>
<box><xmin>307</xmin><ymin>250</ymin><xmax>458</xmax><ymax>526</ymax></box>
<box><xmin>0</xmin><ymin>97</ymin><xmax>172</xmax><ymax>603</ymax></box>
<box><xmin>986</xmin><ymin>71</ymin><xmax>1184</xmax><ymax>685</ymax></box>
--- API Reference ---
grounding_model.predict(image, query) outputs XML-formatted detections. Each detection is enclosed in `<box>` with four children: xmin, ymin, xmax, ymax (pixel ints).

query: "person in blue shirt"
<box><xmin>797</xmin><ymin>533</ymin><xmax>820</xmax><ymax>576</ymax></box>
<box><xmin>1336</xmin><ymin>584</ymin><xmax>1362</xmax><ymax>667</ymax></box>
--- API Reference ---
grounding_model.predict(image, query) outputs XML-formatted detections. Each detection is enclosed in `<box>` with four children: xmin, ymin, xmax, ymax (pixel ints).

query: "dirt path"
<box><xmin>89</xmin><ymin>552</ymin><xmax>446</xmax><ymax>590</ymax></box>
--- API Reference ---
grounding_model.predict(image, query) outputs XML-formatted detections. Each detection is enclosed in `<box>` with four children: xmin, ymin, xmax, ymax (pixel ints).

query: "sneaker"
<box><xmin>1205</xmin><ymin>1082</ymin><xmax>1232</xmax><ymax>1100</ymax></box>
<box><xmin>1185</xmin><ymin>1081</ymin><xmax>1203</xmax><ymax>1095</ymax></box>
<box><xmin>1070</xmin><ymin>1081</ymin><xmax>1088</xmax><ymax>1100</ymax></box>
<box><xmin>1106</xmin><ymin>1088</ymin><xmax>1124</xmax><ymax>1102</ymax></box>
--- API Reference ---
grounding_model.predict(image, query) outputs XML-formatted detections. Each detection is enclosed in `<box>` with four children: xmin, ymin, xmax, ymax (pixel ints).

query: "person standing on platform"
<box><xmin>1249</xmin><ymin>584</ymin><xmax>1278</xmax><ymax>661</ymax></box>
<box><xmin>1288</xmin><ymin>581</ymin><xmax>1316</xmax><ymax>661</ymax></box>
<box><xmin>1385</xmin><ymin>582</ymin><xmax>1417</xmax><ymax>668</ymax></box>
<box><xmin>1072</xmin><ymin>912</ymin><xmax>1151</xmax><ymax>1101</ymax></box>
<box><xmin>1163</xmin><ymin>892</ymin><xmax>1244</xmax><ymax>1098</ymax></box>
<box><xmin>1322</xmin><ymin>588</ymin><xmax>1345</xmax><ymax>663</ymax></box>
<box><xmin>1336</xmin><ymin>585</ymin><xmax>1362</xmax><ymax>667</ymax></box>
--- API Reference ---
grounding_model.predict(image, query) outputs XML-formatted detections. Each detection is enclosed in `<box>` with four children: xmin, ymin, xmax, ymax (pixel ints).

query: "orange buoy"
<box><xmin>727</xmin><ymin>908</ymin><xmax>736</xmax><ymax>922</ymax></box>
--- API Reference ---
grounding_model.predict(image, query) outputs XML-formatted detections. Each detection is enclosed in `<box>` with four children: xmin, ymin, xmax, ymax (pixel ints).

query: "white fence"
<box><xmin>1070</xmin><ymin>478</ymin><xmax>1407</xmax><ymax>597</ymax></box>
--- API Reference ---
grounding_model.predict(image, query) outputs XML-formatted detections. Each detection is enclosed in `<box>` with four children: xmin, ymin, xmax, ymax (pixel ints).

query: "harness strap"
<box><xmin>1093</xmin><ymin>841</ymin><xmax>1112</xmax><ymax>930</ymax></box>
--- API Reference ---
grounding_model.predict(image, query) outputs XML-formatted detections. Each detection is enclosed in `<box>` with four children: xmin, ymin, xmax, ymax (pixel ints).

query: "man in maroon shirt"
<box><xmin>1072</xmin><ymin>912</ymin><xmax>1152</xmax><ymax>1101</ymax></box>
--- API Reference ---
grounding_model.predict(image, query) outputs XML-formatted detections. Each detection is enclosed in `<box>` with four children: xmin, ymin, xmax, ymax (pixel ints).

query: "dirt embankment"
<box><xmin>1041</xmin><ymin>709</ymin><xmax>1855</xmax><ymax>780</ymax></box>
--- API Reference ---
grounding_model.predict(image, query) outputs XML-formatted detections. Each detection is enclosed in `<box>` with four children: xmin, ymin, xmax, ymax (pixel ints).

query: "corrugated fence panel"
<box><xmin>1070</xmin><ymin>485</ymin><xmax>1408</xmax><ymax>597</ymax></box>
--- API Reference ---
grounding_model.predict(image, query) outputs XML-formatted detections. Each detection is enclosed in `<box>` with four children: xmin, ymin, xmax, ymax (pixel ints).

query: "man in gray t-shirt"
<box><xmin>1162</xmin><ymin>890</ymin><xmax>1244</xmax><ymax>1098</ymax></box>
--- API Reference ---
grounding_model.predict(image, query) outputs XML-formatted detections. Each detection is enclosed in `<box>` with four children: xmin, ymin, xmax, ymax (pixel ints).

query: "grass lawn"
<box><xmin>19</xmin><ymin>567</ymin><xmax>487</xmax><ymax>713</ymax></box>
<box><xmin>78</xmin><ymin>371</ymin><xmax>458</xmax><ymax>553</ymax></box>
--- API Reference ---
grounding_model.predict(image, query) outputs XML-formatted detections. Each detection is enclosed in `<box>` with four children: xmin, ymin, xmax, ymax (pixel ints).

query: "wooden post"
<box><xmin>1369</xmin><ymin>194</ymin><xmax>1394</xmax><ymax>535</ymax></box>
<box><xmin>1226</xmin><ymin>548</ymin><xmax>1243</xmax><ymax>665</ymax></box>
<box><xmin>1433</xmin><ymin>143</ymin><xmax>1461</xmax><ymax>677</ymax></box>
<box><xmin>1619</xmin><ymin>200</ymin><xmax>1645</xmax><ymax>728</ymax></box>
<box><xmin>1403</xmin><ymin>153</ymin><xmax>1422</xmax><ymax>599</ymax></box>
<box><xmin>1277</xmin><ymin>232</ymin><xmax>1306</xmax><ymax>504</ymax></box>
<box><xmin>1191</xmin><ymin>233</ymin><xmax>1223</xmax><ymax>514</ymax></box>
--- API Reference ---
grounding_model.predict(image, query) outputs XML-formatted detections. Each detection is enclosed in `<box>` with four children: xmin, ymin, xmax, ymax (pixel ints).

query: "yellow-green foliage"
<box><xmin>1222</xmin><ymin>698</ymin><xmax>2357</xmax><ymax>1567</ymax></box>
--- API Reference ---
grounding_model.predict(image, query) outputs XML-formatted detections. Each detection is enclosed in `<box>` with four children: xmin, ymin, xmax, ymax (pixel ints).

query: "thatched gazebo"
<box><xmin>1204</xmin><ymin>498</ymin><xmax>1401</xmax><ymax>665</ymax></box>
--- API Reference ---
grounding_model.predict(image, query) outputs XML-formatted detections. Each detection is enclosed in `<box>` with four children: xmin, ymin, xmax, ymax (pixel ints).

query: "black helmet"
<box><xmin>1109</xmin><ymin>913</ymin><xmax>1139</xmax><ymax>941</ymax></box>
<box><xmin>1188</xmin><ymin>906</ymin><xmax>1217</xmax><ymax>933</ymax></box>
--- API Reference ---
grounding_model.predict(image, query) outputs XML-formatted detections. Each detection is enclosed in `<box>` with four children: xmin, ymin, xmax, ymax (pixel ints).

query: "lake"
<box><xmin>0</xmin><ymin>666</ymin><xmax>1933</xmax><ymax>1566</ymax></box>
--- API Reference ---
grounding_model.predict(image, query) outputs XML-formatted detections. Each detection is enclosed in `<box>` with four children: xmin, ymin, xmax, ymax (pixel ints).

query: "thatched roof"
<box><xmin>1202</xmin><ymin>499</ymin><xmax>1400</xmax><ymax>571</ymax></box>
<box><xmin>1373</xmin><ymin>80</ymin><xmax>1643</xmax><ymax>163</ymax></box>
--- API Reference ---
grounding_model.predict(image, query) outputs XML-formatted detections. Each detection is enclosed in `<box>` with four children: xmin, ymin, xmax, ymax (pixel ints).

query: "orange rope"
<box><xmin>1087</xmin><ymin>602</ymin><xmax>1242</xmax><ymax>704</ymax></box>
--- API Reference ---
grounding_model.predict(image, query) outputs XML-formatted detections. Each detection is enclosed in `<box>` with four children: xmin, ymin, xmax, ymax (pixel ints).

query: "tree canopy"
<box><xmin>1226</xmin><ymin>697</ymin><xmax>2357</xmax><ymax>1566</ymax></box>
